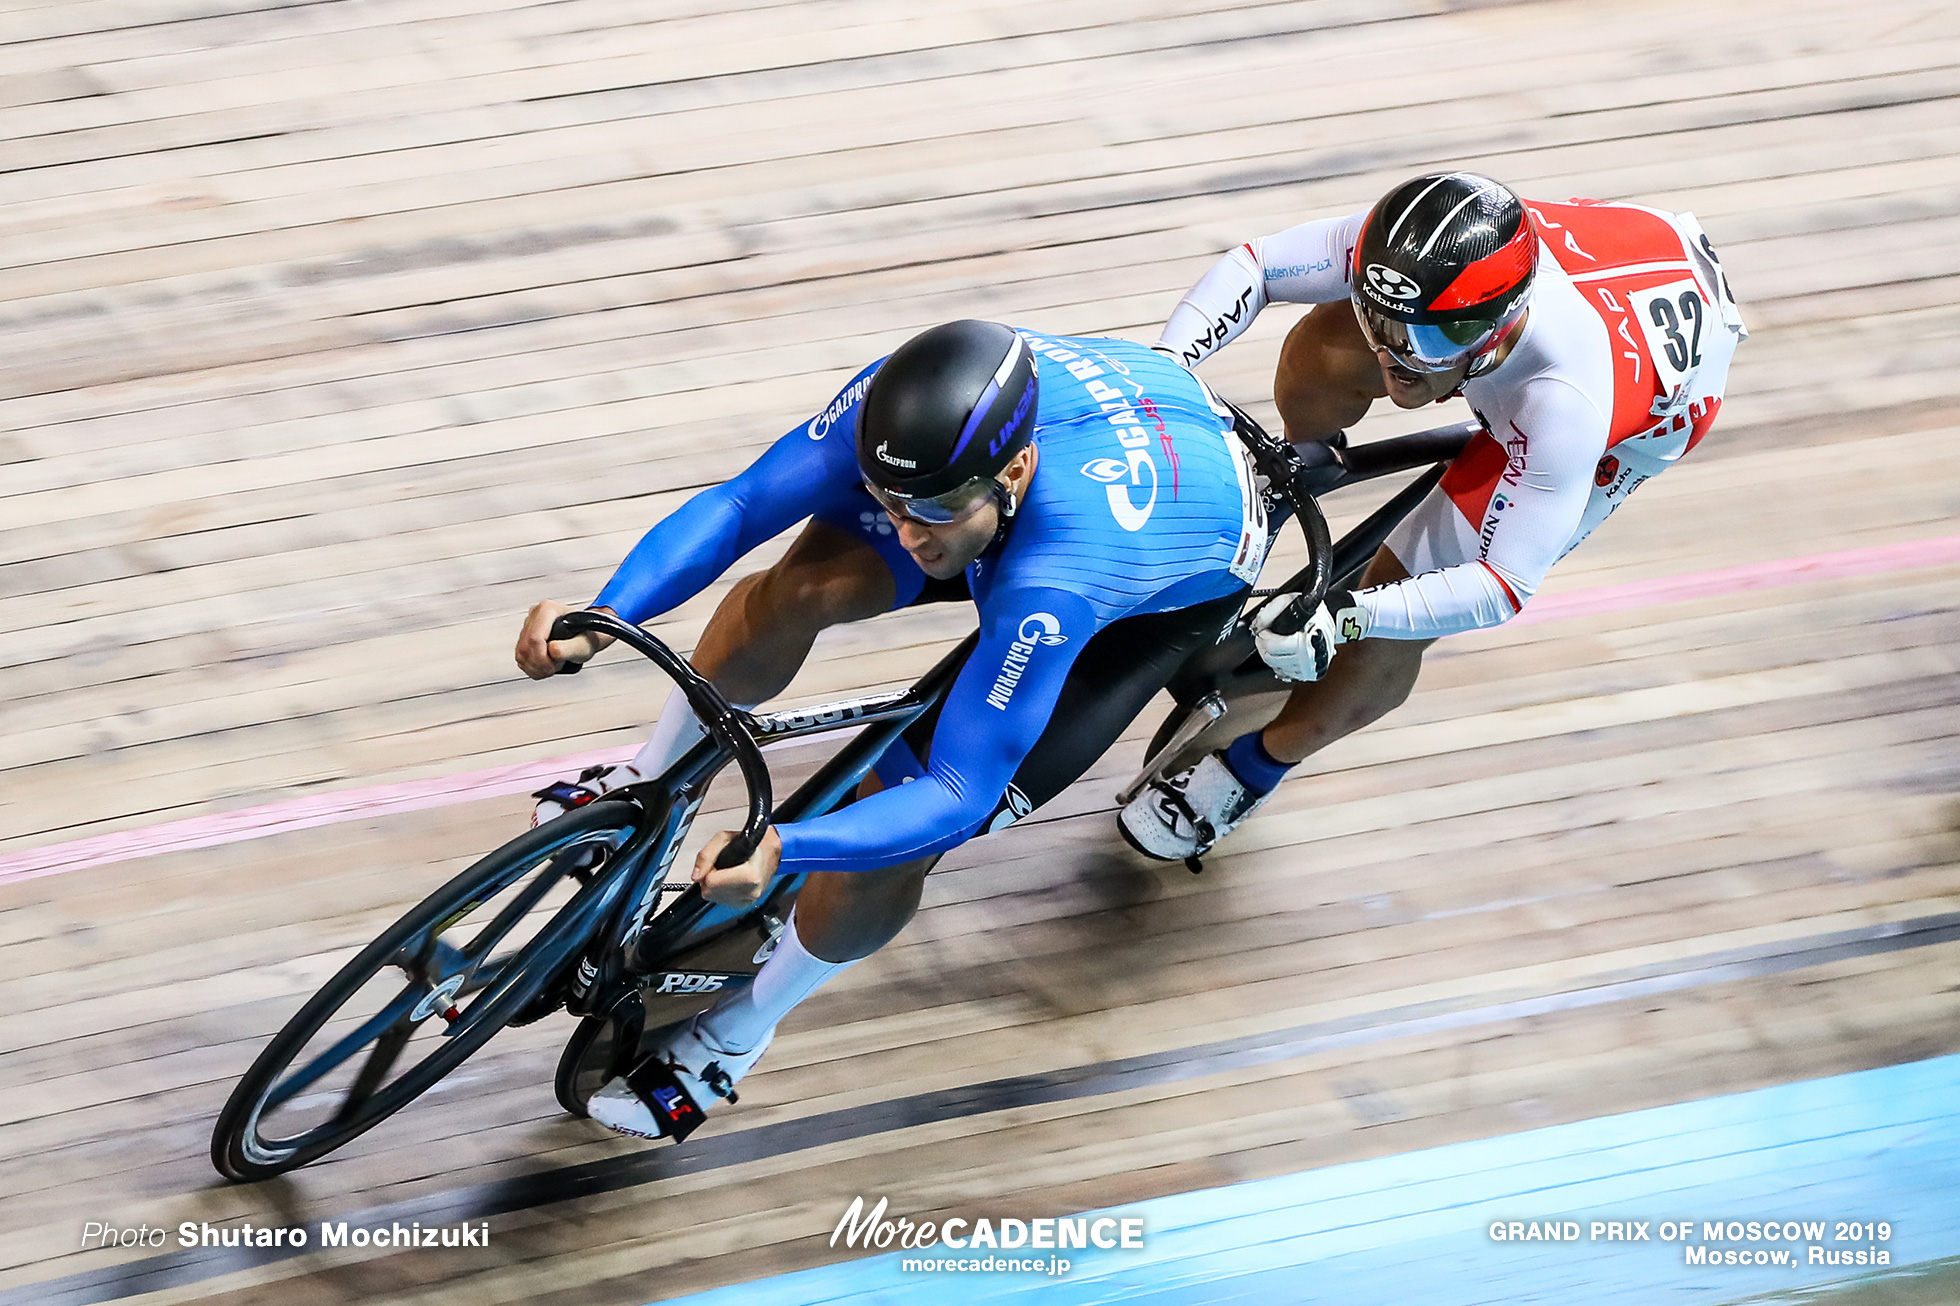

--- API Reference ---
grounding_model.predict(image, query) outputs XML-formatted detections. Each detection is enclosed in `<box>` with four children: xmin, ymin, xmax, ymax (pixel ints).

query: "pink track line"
<box><xmin>6</xmin><ymin>533</ymin><xmax>1958</xmax><ymax>889</ymax></box>
<box><xmin>1509</xmin><ymin>533</ymin><xmax>1960</xmax><ymax>627</ymax></box>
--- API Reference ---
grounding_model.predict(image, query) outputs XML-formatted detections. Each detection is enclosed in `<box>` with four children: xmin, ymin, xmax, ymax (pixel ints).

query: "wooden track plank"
<box><xmin>5</xmin><ymin>1</ymin><xmax>1960</xmax><ymax>1302</ymax></box>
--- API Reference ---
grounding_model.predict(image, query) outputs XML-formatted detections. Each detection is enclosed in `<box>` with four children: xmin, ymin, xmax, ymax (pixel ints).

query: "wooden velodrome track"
<box><xmin>4</xmin><ymin>0</ymin><xmax>1960</xmax><ymax>1301</ymax></box>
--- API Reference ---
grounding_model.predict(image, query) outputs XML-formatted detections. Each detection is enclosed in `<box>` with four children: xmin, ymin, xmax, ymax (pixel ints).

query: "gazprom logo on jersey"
<box><xmin>1079</xmin><ymin>448</ymin><xmax>1157</xmax><ymax>533</ymax></box>
<box><xmin>986</xmin><ymin>782</ymin><xmax>1035</xmax><ymax>833</ymax></box>
<box><xmin>986</xmin><ymin>613</ymin><xmax>1066</xmax><ymax>711</ymax></box>
<box><xmin>809</xmin><ymin>372</ymin><xmax>875</xmax><ymax>441</ymax></box>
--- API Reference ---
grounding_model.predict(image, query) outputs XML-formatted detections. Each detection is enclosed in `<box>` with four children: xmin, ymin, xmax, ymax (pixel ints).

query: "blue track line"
<box><xmin>658</xmin><ymin>1053</ymin><xmax>1960</xmax><ymax>1305</ymax></box>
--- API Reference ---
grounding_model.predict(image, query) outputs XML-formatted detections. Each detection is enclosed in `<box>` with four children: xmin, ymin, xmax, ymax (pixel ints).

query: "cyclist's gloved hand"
<box><xmin>1252</xmin><ymin>588</ymin><xmax>1369</xmax><ymax>682</ymax></box>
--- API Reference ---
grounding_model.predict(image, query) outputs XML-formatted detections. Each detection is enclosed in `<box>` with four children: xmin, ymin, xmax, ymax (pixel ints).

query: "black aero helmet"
<box><xmin>1351</xmin><ymin>172</ymin><xmax>1537</xmax><ymax>378</ymax></box>
<box><xmin>856</xmin><ymin>320</ymin><xmax>1038</xmax><ymax>524</ymax></box>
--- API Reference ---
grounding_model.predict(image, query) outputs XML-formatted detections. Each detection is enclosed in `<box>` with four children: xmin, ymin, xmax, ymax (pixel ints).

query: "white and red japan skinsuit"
<box><xmin>1158</xmin><ymin>199</ymin><xmax>1748</xmax><ymax>639</ymax></box>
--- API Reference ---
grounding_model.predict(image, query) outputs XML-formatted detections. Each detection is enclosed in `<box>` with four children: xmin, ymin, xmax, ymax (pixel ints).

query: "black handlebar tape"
<box><xmin>1261</xmin><ymin>592</ymin><xmax>1316</xmax><ymax>638</ymax></box>
<box><xmin>547</xmin><ymin>610</ymin><xmax>772</xmax><ymax>868</ymax></box>
<box><xmin>556</xmin><ymin>658</ymin><xmax>583</xmax><ymax>675</ymax></box>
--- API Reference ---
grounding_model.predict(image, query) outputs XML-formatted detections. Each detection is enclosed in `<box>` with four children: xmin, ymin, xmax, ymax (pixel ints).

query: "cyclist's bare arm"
<box><xmin>1274</xmin><ymin>303</ymin><xmax>1384</xmax><ymax>441</ymax></box>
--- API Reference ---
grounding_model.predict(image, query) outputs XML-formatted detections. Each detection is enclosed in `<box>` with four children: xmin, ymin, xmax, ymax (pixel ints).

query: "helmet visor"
<box><xmin>862</xmin><ymin>474</ymin><xmax>1000</xmax><ymax>526</ymax></box>
<box><xmin>1356</xmin><ymin>302</ymin><xmax>1502</xmax><ymax>375</ymax></box>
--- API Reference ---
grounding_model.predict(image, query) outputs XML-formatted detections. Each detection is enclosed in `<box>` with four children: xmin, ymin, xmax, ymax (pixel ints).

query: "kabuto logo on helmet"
<box><xmin>1365</xmin><ymin>263</ymin><xmax>1422</xmax><ymax>301</ymax></box>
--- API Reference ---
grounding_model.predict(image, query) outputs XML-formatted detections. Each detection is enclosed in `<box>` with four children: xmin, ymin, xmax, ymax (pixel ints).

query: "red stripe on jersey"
<box><xmin>1685</xmin><ymin>393</ymin><xmax>1722</xmax><ymax>456</ymax></box>
<box><xmin>1433</xmin><ymin>220</ymin><xmax>1535</xmax><ymax>311</ymax></box>
<box><xmin>1526</xmin><ymin>199</ymin><xmax>1683</xmax><ymax>275</ymax></box>
<box><xmin>1440</xmin><ymin>428</ymin><xmax>1506</xmax><ymax>524</ymax></box>
<box><xmin>1526</xmin><ymin>198</ymin><xmax>1699</xmax><ymax>446</ymax></box>
<box><xmin>1479</xmin><ymin>560</ymin><xmax>1522</xmax><ymax>612</ymax></box>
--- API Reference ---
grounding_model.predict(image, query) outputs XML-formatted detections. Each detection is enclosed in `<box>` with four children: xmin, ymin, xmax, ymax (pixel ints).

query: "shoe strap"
<box><xmin>530</xmin><ymin>779</ymin><xmax>599</xmax><ymax>807</ymax></box>
<box><xmin>1148</xmin><ymin>778</ymin><xmax>1216</xmax><ymax>852</ymax></box>
<box><xmin>621</xmin><ymin>1056</ymin><xmax>708</xmax><ymax>1141</ymax></box>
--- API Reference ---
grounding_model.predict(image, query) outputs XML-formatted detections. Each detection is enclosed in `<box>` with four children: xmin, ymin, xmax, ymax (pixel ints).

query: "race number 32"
<box><xmin>1634</xmin><ymin>278</ymin><xmax>1708</xmax><ymax>394</ymax></box>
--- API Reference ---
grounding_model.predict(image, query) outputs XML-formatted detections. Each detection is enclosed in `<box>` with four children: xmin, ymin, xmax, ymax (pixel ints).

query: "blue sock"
<box><xmin>1221</xmin><ymin>730</ymin><xmax>1292</xmax><ymax>796</ymax></box>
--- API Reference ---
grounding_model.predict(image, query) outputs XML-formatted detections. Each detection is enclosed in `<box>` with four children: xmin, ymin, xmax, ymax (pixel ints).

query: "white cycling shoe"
<box><xmin>530</xmin><ymin>762</ymin><xmax>644</xmax><ymax>827</ymax></box>
<box><xmin>1118</xmin><ymin>752</ymin><xmax>1273</xmax><ymax>863</ymax></box>
<box><xmin>586</xmin><ymin>1016</ymin><xmax>774</xmax><ymax>1143</ymax></box>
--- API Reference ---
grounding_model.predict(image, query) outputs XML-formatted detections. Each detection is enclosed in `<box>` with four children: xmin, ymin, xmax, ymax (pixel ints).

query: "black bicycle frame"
<box><xmin>545</xmin><ymin>612</ymin><xmax>978</xmax><ymax>1012</ymax></box>
<box><xmin>548</xmin><ymin>411</ymin><xmax>1475</xmax><ymax>999</ymax></box>
<box><xmin>1165</xmin><ymin>415</ymin><xmax>1475</xmax><ymax>702</ymax></box>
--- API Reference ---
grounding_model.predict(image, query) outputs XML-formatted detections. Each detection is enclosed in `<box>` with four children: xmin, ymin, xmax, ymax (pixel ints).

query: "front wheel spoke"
<box><xmin>453</xmin><ymin>955</ymin><xmax>513</xmax><ymax>999</ymax></box>
<box><xmin>263</xmin><ymin>987</ymin><xmax>423</xmax><ymax>1111</ymax></box>
<box><xmin>459</xmin><ymin>856</ymin><xmax>568</xmax><ymax>963</ymax></box>
<box><xmin>332</xmin><ymin>1019</ymin><xmax>416</xmax><ymax>1123</ymax></box>
<box><xmin>388</xmin><ymin>928</ymin><xmax>442</xmax><ymax>979</ymax></box>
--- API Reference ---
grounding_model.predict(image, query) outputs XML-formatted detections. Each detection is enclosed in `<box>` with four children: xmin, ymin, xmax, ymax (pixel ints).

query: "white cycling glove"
<box><xmin>1252</xmin><ymin>588</ymin><xmax>1370</xmax><ymax>682</ymax></box>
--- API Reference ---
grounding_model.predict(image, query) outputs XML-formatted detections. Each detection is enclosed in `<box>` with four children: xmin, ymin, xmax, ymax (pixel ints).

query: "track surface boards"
<box><xmin>3</xmin><ymin>0</ymin><xmax>1959</xmax><ymax>1302</ymax></box>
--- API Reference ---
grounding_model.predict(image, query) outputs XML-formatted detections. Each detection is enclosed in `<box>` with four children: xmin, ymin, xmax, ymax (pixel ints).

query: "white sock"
<box><xmin>625</xmin><ymin>687</ymin><xmax>708</xmax><ymax>781</ymax></box>
<box><xmin>696</xmin><ymin>911</ymin><xmax>853</xmax><ymax>1054</ymax></box>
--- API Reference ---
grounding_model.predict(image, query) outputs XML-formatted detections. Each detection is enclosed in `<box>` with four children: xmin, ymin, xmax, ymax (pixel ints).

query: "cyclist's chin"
<box><xmin>912</xmin><ymin>550</ymin><xmax>969</xmax><ymax>581</ymax></box>
<box><xmin>1381</xmin><ymin>361</ymin><xmax>1465</xmax><ymax>408</ymax></box>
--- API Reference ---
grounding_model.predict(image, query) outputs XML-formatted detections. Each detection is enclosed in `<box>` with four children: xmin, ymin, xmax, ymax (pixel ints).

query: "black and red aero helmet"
<box><xmin>856</xmin><ymin>320</ymin><xmax>1039</xmax><ymax>523</ymax></box>
<box><xmin>1351</xmin><ymin>172</ymin><xmax>1537</xmax><ymax>377</ymax></box>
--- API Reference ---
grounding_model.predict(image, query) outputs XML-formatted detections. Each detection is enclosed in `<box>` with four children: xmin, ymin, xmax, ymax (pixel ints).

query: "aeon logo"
<box><xmin>1365</xmin><ymin>263</ymin><xmax>1422</xmax><ymax>301</ymax></box>
<box><xmin>1081</xmin><ymin>450</ymin><xmax>1157</xmax><ymax>532</ymax></box>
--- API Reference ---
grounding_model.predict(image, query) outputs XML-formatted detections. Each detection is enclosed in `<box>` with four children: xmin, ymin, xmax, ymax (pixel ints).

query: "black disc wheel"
<box><xmin>210</xmin><ymin>802</ymin><xmax>640</xmax><ymax>1181</ymax></box>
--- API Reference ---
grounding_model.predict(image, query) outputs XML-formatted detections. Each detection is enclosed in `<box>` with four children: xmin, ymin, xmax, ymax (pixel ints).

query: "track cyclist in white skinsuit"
<box><xmin>1118</xmin><ymin>171</ymin><xmax>1748</xmax><ymax>861</ymax></box>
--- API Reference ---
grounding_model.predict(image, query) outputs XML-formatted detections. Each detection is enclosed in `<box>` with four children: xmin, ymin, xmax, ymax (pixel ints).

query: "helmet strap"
<box><xmin>977</xmin><ymin>479</ymin><xmax>1020</xmax><ymax>557</ymax></box>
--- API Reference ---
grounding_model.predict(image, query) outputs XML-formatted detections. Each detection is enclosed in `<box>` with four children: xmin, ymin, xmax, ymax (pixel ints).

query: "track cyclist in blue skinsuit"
<box><xmin>513</xmin><ymin>320</ymin><xmax>1270</xmax><ymax>1141</ymax></box>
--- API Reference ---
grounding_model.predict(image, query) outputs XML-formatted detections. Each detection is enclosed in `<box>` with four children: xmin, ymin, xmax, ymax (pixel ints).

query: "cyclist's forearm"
<box><xmin>592</xmin><ymin>487</ymin><xmax>750</xmax><ymax>626</ymax></box>
<box><xmin>774</xmin><ymin>589</ymin><xmax>1089</xmax><ymax>875</ymax></box>
<box><xmin>1157</xmin><ymin>214</ymin><xmax>1365</xmax><ymax>367</ymax></box>
<box><xmin>775</xmin><ymin>785</ymin><xmax>976</xmax><ymax>874</ymax></box>
<box><xmin>1356</xmin><ymin>562</ymin><xmax>1527</xmax><ymax>639</ymax></box>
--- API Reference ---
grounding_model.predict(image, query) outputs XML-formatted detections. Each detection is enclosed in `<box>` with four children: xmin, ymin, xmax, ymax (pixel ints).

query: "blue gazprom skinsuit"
<box><xmin>594</xmin><ymin>332</ymin><xmax>1267</xmax><ymax>874</ymax></box>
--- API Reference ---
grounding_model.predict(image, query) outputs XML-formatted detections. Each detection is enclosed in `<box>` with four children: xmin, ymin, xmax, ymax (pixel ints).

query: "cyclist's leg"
<box><xmin>732</xmin><ymin>589</ymin><xmax>1244</xmax><ymax>963</ymax></box>
<box><xmin>691</xmin><ymin>516</ymin><xmax>900</xmax><ymax>704</ymax></box>
<box><xmin>1118</xmin><ymin>538</ymin><xmax>1430</xmax><ymax>859</ymax></box>
<box><xmin>1256</xmin><ymin>547</ymin><xmax>1433</xmax><ymax>764</ymax></box>
<box><xmin>691</xmin><ymin>779</ymin><xmax>933</xmax><ymax>1057</ymax></box>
